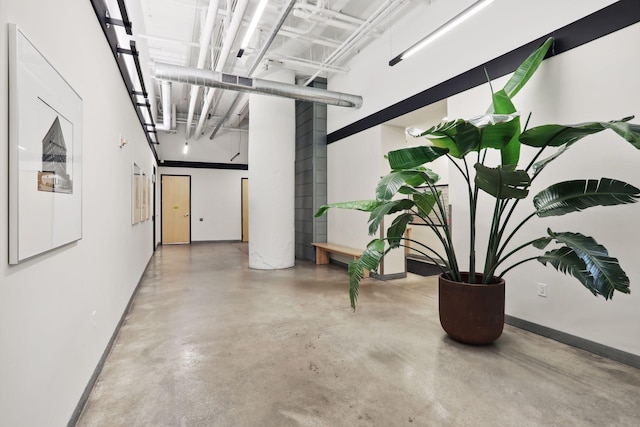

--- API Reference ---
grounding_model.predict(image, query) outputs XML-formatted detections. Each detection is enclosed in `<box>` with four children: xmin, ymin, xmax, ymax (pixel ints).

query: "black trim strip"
<box><xmin>327</xmin><ymin>0</ymin><xmax>640</xmax><ymax>144</ymax></box>
<box><xmin>67</xmin><ymin>256</ymin><xmax>153</xmax><ymax>426</ymax></box>
<box><xmin>160</xmin><ymin>160</ymin><xmax>249</xmax><ymax>170</ymax></box>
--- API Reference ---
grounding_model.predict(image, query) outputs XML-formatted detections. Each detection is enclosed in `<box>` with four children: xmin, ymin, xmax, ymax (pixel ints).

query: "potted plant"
<box><xmin>315</xmin><ymin>37</ymin><xmax>640</xmax><ymax>344</ymax></box>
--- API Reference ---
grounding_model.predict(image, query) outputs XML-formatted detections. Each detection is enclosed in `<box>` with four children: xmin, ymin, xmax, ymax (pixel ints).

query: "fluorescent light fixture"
<box><xmin>237</xmin><ymin>0</ymin><xmax>269</xmax><ymax>58</ymax></box>
<box><xmin>183</xmin><ymin>142</ymin><xmax>189</xmax><ymax>154</ymax></box>
<box><xmin>389</xmin><ymin>0</ymin><xmax>495</xmax><ymax>66</ymax></box>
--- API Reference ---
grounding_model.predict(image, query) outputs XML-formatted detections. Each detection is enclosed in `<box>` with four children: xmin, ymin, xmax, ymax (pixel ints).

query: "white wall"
<box><xmin>328</xmin><ymin>0</ymin><xmax>618</xmax><ymax>133</ymax></box>
<box><xmin>159</xmin><ymin>167</ymin><xmax>247</xmax><ymax>242</ymax></box>
<box><xmin>447</xmin><ymin>23</ymin><xmax>640</xmax><ymax>356</ymax></box>
<box><xmin>325</xmin><ymin>0</ymin><xmax>638</xmax><ymax>355</ymax></box>
<box><xmin>0</xmin><ymin>1</ymin><xmax>157</xmax><ymax>425</ymax></box>
<box><xmin>327</xmin><ymin>126</ymin><xmax>382</xmax><ymax>254</ymax></box>
<box><xmin>157</xmin><ymin>123</ymin><xmax>249</xmax><ymax>164</ymax></box>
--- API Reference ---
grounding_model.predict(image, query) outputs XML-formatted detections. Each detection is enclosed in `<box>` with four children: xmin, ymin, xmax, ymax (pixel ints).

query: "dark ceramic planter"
<box><xmin>438</xmin><ymin>272</ymin><xmax>505</xmax><ymax>345</ymax></box>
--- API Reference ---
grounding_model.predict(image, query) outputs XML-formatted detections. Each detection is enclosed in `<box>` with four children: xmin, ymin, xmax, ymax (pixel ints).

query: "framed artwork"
<box><xmin>146</xmin><ymin>176</ymin><xmax>152</xmax><ymax>221</ymax></box>
<box><xmin>9</xmin><ymin>24</ymin><xmax>83</xmax><ymax>264</ymax></box>
<box><xmin>132</xmin><ymin>163</ymin><xmax>141</xmax><ymax>225</ymax></box>
<box><xmin>142</xmin><ymin>172</ymin><xmax>148</xmax><ymax>221</ymax></box>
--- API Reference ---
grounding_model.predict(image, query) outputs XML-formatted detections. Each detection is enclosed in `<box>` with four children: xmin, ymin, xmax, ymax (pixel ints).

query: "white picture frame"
<box><xmin>9</xmin><ymin>24</ymin><xmax>83</xmax><ymax>264</ymax></box>
<box><xmin>132</xmin><ymin>163</ymin><xmax>141</xmax><ymax>225</ymax></box>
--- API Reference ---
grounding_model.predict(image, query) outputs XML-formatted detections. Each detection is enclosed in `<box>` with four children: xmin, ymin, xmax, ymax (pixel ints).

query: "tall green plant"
<box><xmin>316</xmin><ymin>38</ymin><xmax>640</xmax><ymax>309</ymax></box>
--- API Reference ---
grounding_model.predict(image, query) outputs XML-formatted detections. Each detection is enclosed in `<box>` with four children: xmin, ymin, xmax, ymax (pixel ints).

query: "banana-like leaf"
<box><xmin>405</xmin><ymin>168</ymin><xmax>440</xmax><ymax>188</ymax></box>
<box><xmin>546</xmin><ymin>229</ymin><xmax>630</xmax><ymax>299</ymax></box>
<box><xmin>387</xmin><ymin>213</ymin><xmax>413</xmax><ymax>248</ymax></box>
<box><xmin>489</xmin><ymin>89</ymin><xmax>522</xmax><ymax>165</ymax></box>
<box><xmin>315</xmin><ymin>200</ymin><xmax>381</xmax><ymax>217</ymax></box>
<box><xmin>411</xmin><ymin>120</ymin><xmax>481</xmax><ymax>159</ymax></box>
<box><xmin>532</xmin><ymin>142</ymin><xmax>575</xmax><ymax>177</ymax></box>
<box><xmin>465</xmin><ymin>113</ymin><xmax>521</xmax><ymax>151</ymax></box>
<box><xmin>348</xmin><ymin>239</ymin><xmax>385</xmax><ymax>309</ymax></box>
<box><xmin>406</xmin><ymin>119</ymin><xmax>462</xmax><ymax>138</ymax></box>
<box><xmin>368</xmin><ymin>199</ymin><xmax>415</xmax><ymax>235</ymax></box>
<box><xmin>520</xmin><ymin>118</ymin><xmax>640</xmax><ymax>148</ymax></box>
<box><xmin>531</xmin><ymin>236</ymin><xmax>553</xmax><ymax>249</ymax></box>
<box><xmin>474</xmin><ymin>164</ymin><xmax>531</xmax><ymax>199</ymax></box>
<box><xmin>376</xmin><ymin>170</ymin><xmax>438</xmax><ymax>201</ymax></box>
<box><xmin>502</xmin><ymin>37</ymin><xmax>553</xmax><ymax>99</ymax></box>
<box><xmin>534</xmin><ymin>179</ymin><xmax>640</xmax><ymax>217</ymax></box>
<box><xmin>491</xmin><ymin>89</ymin><xmax>517</xmax><ymax>115</ymax></box>
<box><xmin>537</xmin><ymin>247</ymin><xmax>596</xmax><ymax>296</ymax></box>
<box><xmin>387</xmin><ymin>146</ymin><xmax>449</xmax><ymax>170</ymax></box>
<box><xmin>398</xmin><ymin>186</ymin><xmax>419</xmax><ymax>195</ymax></box>
<box><xmin>413</xmin><ymin>192</ymin><xmax>439</xmax><ymax>218</ymax></box>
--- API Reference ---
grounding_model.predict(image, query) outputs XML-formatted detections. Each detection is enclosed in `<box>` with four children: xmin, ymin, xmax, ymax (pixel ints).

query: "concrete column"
<box><xmin>248</xmin><ymin>68</ymin><xmax>295</xmax><ymax>269</ymax></box>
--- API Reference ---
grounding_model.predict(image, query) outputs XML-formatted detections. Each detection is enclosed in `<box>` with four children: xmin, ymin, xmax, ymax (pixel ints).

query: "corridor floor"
<box><xmin>77</xmin><ymin>243</ymin><xmax>640</xmax><ymax>426</ymax></box>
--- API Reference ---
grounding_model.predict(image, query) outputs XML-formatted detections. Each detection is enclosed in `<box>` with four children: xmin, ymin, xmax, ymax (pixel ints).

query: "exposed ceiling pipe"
<box><xmin>209</xmin><ymin>93</ymin><xmax>243</xmax><ymax>141</ymax></box>
<box><xmin>292</xmin><ymin>9</ymin><xmax>362</xmax><ymax>33</ymax></box>
<box><xmin>302</xmin><ymin>0</ymin><xmax>407</xmax><ymax>86</ymax></box>
<box><xmin>271</xmin><ymin>27</ymin><xmax>342</xmax><ymax>49</ymax></box>
<box><xmin>264</xmin><ymin>56</ymin><xmax>349</xmax><ymax>74</ymax></box>
<box><xmin>294</xmin><ymin>2</ymin><xmax>371</xmax><ymax>27</ymax></box>
<box><xmin>227</xmin><ymin>96</ymin><xmax>249</xmax><ymax>128</ymax></box>
<box><xmin>153</xmin><ymin>63</ymin><xmax>363</xmax><ymax>108</ymax></box>
<box><xmin>185</xmin><ymin>0</ymin><xmax>221</xmax><ymax>138</ymax></box>
<box><xmin>156</xmin><ymin>81</ymin><xmax>173</xmax><ymax>130</ymax></box>
<box><xmin>207</xmin><ymin>0</ymin><xmax>296</xmax><ymax>141</ymax></box>
<box><xmin>247</xmin><ymin>0</ymin><xmax>297</xmax><ymax>76</ymax></box>
<box><xmin>193</xmin><ymin>0</ymin><xmax>250</xmax><ymax>138</ymax></box>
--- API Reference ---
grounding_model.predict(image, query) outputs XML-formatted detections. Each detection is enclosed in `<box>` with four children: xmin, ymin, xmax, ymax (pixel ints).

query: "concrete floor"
<box><xmin>77</xmin><ymin>243</ymin><xmax>640</xmax><ymax>426</ymax></box>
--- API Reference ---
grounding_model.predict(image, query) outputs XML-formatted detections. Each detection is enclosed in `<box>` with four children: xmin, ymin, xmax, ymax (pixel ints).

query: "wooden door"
<box><xmin>161</xmin><ymin>175</ymin><xmax>191</xmax><ymax>244</ymax></box>
<box><xmin>242</xmin><ymin>178</ymin><xmax>249</xmax><ymax>242</ymax></box>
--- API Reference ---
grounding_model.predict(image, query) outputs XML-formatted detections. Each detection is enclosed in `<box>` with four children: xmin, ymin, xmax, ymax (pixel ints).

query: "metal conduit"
<box><xmin>153</xmin><ymin>63</ymin><xmax>362</xmax><ymax>108</ymax></box>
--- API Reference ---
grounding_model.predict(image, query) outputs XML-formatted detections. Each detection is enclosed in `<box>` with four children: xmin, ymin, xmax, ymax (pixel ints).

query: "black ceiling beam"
<box><xmin>90</xmin><ymin>0</ymin><xmax>160</xmax><ymax>157</ymax></box>
<box><xmin>327</xmin><ymin>0</ymin><xmax>640</xmax><ymax>144</ymax></box>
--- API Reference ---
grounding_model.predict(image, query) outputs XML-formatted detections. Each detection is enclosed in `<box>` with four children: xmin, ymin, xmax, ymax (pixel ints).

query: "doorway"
<box><xmin>161</xmin><ymin>175</ymin><xmax>191</xmax><ymax>244</ymax></box>
<box><xmin>242</xmin><ymin>178</ymin><xmax>249</xmax><ymax>242</ymax></box>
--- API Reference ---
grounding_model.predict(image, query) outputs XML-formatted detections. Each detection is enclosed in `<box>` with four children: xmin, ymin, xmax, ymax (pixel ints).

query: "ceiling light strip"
<box><xmin>237</xmin><ymin>0</ymin><xmax>270</xmax><ymax>58</ymax></box>
<box><xmin>389</xmin><ymin>0</ymin><xmax>495</xmax><ymax>66</ymax></box>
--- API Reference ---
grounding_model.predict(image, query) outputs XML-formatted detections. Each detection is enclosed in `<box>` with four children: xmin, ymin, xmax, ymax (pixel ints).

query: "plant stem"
<box><xmin>496</xmin><ymin>212</ymin><xmax>537</xmax><ymax>261</ymax></box>
<box><xmin>499</xmin><ymin>256</ymin><xmax>539</xmax><ymax>278</ymax></box>
<box><xmin>463</xmin><ymin>156</ymin><xmax>478</xmax><ymax>283</ymax></box>
<box><xmin>483</xmin><ymin>197</ymin><xmax>503</xmax><ymax>282</ymax></box>
<box><xmin>493</xmin><ymin>238</ymin><xmax>543</xmax><ymax>275</ymax></box>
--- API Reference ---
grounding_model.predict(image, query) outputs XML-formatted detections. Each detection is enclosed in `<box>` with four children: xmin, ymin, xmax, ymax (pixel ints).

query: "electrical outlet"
<box><xmin>538</xmin><ymin>283</ymin><xmax>547</xmax><ymax>298</ymax></box>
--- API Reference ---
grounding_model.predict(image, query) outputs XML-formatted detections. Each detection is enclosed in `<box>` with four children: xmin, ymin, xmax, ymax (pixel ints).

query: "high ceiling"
<box><xmin>113</xmin><ymin>0</ymin><xmax>418</xmax><ymax>150</ymax></box>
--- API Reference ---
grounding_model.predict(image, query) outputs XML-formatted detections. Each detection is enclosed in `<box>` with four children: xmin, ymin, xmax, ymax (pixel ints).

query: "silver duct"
<box><xmin>152</xmin><ymin>62</ymin><xmax>363</xmax><ymax>109</ymax></box>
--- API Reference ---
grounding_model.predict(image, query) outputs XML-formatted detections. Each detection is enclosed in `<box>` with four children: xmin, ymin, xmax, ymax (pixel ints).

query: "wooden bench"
<box><xmin>311</xmin><ymin>242</ymin><xmax>370</xmax><ymax>278</ymax></box>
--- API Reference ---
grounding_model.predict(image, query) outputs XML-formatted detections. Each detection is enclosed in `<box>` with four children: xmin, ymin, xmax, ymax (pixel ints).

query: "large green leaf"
<box><xmin>387</xmin><ymin>213</ymin><xmax>413</xmax><ymax>248</ymax></box>
<box><xmin>491</xmin><ymin>89</ymin><xmax>517</xmax><ymax>115</ymax></box>
<box><xmin>474</xmin><ymin>164</ymin><xmax>531</xmax><ymax>199</ymax></box>
<box><xmin>537</xmin><ymin>247</ymin><xmax>596</xmax><ymax>295</ymax></box>
<box><xmin>368</xmin><ymin>199</ymin><xmax>415</xmax><ymax>235</ymax></box>
<box><xmin>531</xmin><ymin>142</ymin><xmax>575</xmax><ymax>177</ymax></box>
<box><xmin>376</xmin><ymin>170</ymin><xmax>438</xmax><ymax>201</ymax></box>
<box><xmin>410</xmin><ymin>119</ymin><xmax>481</xmax><ymax>158</ymax></box>
<box><xmin>348</xmin><ymin>239</ymin><xmax>385</xmax><ymax>309</ymax></box>
<box><xmin>520</xmin><ymin>118</ymin><xmax>640</xmax><ymax>148</ymax></box>
<box><xmin>534</xmin><ymin>178</ymin><xmax>640</xmax><ymax>217</ymax></box>
<box><xmin>545</xmin><ymin>229</ymin><xmax>630</xmax><ymax>299</ymax></box>
<box><xmin>502</xmin><ymin>37</ymin><xmax>553</xmax><ymax>99</ymax></box>
<box><xmin>315</xmin><ymin>200</ymin><xmax>380</xmax><ymax>217</ymax></box>
<box><xmin>413</xmin><ymin>191</ymin><xmax>439</xmax><ymax>218</ymax></box>
<box><xmin>467</xmin><ymin>114</ymin><xmax>521</xmax><ymax>151</ymax></box>
<box><xmin>387</xmin><ymin>146</ymin><xmax>449</xmax><ymax>170</ymax></box>
<box><xmin>489</xmin><ymin>90</ymin><xmax>522</xmax><ymax>165</ymax></box>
